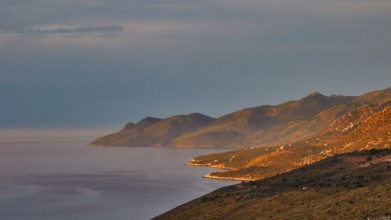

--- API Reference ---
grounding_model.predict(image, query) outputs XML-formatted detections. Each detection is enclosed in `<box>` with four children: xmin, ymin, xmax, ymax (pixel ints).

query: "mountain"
<box><xmin>353</xmin><ymin>86</ymin><xmax>391</xmax><ymax>104</ymax></box>
<box><xmin>153</xmin><ymin>91</ymin><xmax>391</xmax><ymax>219</ymax></box>
<box><xmin>154</xmin><ymin>149</ymin><xmax>391</xmax><ymax>220</ymax></box>
<box><xmin>91</xmin><ymin>113</ymin><xmax>215</xmax><ymax>146</ymax></box>
<box><xmin>92</xmin><ymin>87</ymin><xmax>391</xmax><ymax>147</ymax></box>
<box><xmin>172</xmin><ymin>87</ymin><xmax>390</xmax><ymax>148</ymax></box>
<box><xmin>171</xmin><ymin>92</ymin><xmax>354</xmax><ymax>148</ymax></box>
<box><xmin>188</xmin><ymin>101</ymin><xmax>391</xmax><ymax>180</ymax></box>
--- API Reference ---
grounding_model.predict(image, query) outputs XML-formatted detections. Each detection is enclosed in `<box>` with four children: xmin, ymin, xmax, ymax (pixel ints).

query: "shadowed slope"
<box><xmin>171</xmin><ymin>92</ymin><xmax>353</xmax><ymax>148</ymax></box>
<box><xmin>91</xmin><ymin>113</ymin><xmax>215</xmax><ymax>146</ymax></box>
<box><xmin>90</xmin><ymin>117</ymin><xmax>162</xmax><ymax>146</ymax></box>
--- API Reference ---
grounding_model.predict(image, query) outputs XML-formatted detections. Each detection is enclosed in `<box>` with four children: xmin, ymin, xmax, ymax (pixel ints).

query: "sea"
<box><xmin>0</xmin><ymin>130</ymin><xmax>235</xmax><ymax>220</ymax></box>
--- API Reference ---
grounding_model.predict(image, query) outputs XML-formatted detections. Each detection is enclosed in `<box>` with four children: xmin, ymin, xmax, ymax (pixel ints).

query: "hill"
<box><xmin>92</xmin><ymin>87</ymin><xmax>390</xmax><ymax>147</ymax></box>
<box><xmin>154</xmin><ymin>149</ymin><xmax>391</xmax><ymax>220</ymax></box>
<box><xmin>188</xmin><ymin>101</ymin><xmax>391</xmax><ymax>180</ymax></box>
<box><xmin>90</xmin><ymin>113</ymin><xmax>214</xmax><ymax>146</ymax></box>
<box><xmin>154</xmin><ymin>94</ymin><xmax>391</xmax><ymax>219</ymax></box>
<box><xmin>170</xmin><ymin>92</ymin><xmax>353</xmax><ymax>148</ymax></box>
<box><xmin>172</xmin><ymin>88</ymin><xmax>390</xmax><ymax>148</ymax></box>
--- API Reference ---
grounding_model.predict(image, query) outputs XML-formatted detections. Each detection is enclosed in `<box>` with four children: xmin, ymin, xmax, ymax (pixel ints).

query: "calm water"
<box><xmin>0</xmin><ymin>132</ymin><xmax>235</xmax><ymax>220</ymax></box>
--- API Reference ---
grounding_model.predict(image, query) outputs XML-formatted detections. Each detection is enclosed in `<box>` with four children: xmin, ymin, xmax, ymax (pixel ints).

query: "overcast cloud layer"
<box><xmin>1</xmin><ymin>0</ymin><xmax>390</xmax><ymax>128</ymax></box>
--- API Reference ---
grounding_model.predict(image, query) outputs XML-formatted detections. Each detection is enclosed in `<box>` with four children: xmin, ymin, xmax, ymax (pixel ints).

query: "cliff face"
<box><xmin>92</xmin><ymin>87</ymin><xmax>390</xmax><ymax>148</ymax></box>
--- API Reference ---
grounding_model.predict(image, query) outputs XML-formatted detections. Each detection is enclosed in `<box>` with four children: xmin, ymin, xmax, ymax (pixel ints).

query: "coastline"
<box><xmin>202</xmin><ymin>173</ymin><xmax>255</xmax><ymax>181</ymax></box>
<box><xmin>187</xmin><ymin>161</ymin><xmax>252</xmax><ymax>181</ymax></box>
<box><xmin>186</xmin><ymin>161</ymin><xmax>232</xmax><ymax>171</ymax></box>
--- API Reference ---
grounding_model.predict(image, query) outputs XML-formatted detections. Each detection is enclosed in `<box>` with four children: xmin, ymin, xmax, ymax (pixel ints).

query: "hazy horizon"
<box><xmin>1</xmin><ymin>0</ymin><xmax>390</xmax><ymax>128</ymax></box>
<box><xmin>0</xmin><ymin>128</ymin><xmax>118</xmax><ymax>138</ymax></box>
<box><xmin>1</xmin><ymin>86</ymin><xmax>389</xmax><ymax>130</ymax></box>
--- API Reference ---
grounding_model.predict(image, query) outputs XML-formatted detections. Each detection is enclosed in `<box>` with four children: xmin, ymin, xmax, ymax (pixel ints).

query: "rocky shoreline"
<box><xmin>202</xmin><ymin>173</ymin><xmax>254</xmax><ymax>181</ymax></box>
<box><xmin>187</xmin><ymin>161</ymin><xmax>252</xmax><ymax>181</ymax></box>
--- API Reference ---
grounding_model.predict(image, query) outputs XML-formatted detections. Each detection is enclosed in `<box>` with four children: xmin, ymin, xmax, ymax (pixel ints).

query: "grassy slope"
<box><xmin>154</xmin><ymin>149</ymin><xmax>391</xmax><ymax>220</ymax></box>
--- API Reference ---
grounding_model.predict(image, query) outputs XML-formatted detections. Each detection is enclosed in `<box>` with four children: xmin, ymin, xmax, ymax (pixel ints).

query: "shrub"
<box><xmin>369</xmin><ymin>148</ymin><xmax>379</xmax><ymax>154</ymax></box>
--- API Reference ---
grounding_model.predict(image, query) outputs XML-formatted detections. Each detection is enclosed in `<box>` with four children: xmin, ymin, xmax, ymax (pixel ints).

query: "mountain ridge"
<box><xmin>91</xmin><ymin>87</ymin><xmax>390</xmax><ymax>148</ymax></box>
<box><xmin>91</xmin><ymin>113</ymin><xmax>214</xmax><ymax>146</ymax></box>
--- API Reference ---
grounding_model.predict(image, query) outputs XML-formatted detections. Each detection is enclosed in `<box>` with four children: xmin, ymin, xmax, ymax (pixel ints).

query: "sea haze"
<box><xmin>0</xmin><ymin>130</ymin><xmax>235</xmax><ymax>220</ymax></box>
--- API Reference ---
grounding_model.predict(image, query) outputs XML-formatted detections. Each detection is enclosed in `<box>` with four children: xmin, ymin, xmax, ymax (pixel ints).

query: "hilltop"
<box><xmin>92</xmin><ymin>87</ymin><xmax>390</xmax><ymax>148</ymax></box>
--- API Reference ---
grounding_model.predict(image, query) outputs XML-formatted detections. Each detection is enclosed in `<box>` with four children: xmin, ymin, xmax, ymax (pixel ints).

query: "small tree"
<box><xmin>369</xmin><ymin>148</ymin><xmax>379</xmax><ymax>154</ymax></box>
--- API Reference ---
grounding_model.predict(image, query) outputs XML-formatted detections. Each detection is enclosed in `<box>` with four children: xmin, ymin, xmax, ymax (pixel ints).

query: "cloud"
<box><xmin>0</xmin><ymin>25</ymin><xmax>124</xmax><ymax>35</ymax></box>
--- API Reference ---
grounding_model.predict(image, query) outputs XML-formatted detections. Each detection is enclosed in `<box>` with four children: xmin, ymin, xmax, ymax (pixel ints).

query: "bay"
<box><xmin>0</xmin><ymin>130</ymin><xmax>235</xmax><ymax>220</ymax></box>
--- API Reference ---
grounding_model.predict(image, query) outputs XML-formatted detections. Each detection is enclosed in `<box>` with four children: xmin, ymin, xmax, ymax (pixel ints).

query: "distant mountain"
<box><xmin>92</xmin><ymin>87</ymin><xmax>391</xmax><ymax>147</ymax></box>
<box><xmin>91</xmin><ymin>113</ymin><xmax>215</xmax><ymax>146</ymax></box>
<box><xmin>154</xmin><ymin>149</ymin><xmax>391</xmax><ymax>220</ymax></box>
<box><xmin>171</xmin><ymin>92</ymin><xmax>354</xmax><ymax>148</ymax></box>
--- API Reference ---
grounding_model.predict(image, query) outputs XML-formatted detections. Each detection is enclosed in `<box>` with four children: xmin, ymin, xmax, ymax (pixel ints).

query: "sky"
<box><xmin>1</xmin><ymin>0</ymin><xmax>391</xmax><ymax>129</ymax></box>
